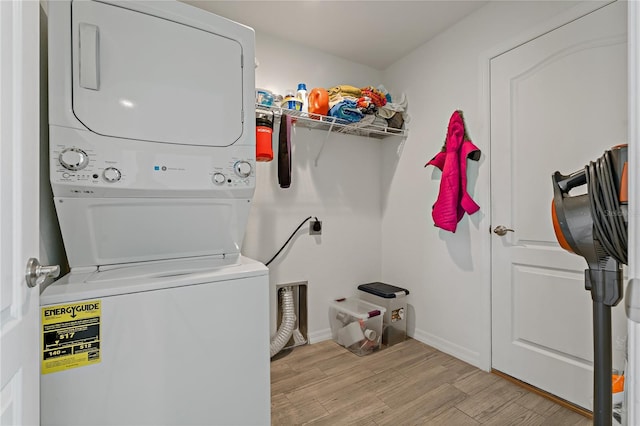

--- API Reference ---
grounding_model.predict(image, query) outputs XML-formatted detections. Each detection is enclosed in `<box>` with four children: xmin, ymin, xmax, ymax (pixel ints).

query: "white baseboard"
<box><xmin>410</xmin><ymin>328</ymin><xmax>483</xmax><ymax>370</ymax></box>
<box><xmin>308</xmin><ymin>328</ymin><xmax>332</xmax><ymax>344</ymax></box>
<box><xmin>306</xmin><ymin>327</ymin><xmax>483</xmax><ymax>371</ymax></box>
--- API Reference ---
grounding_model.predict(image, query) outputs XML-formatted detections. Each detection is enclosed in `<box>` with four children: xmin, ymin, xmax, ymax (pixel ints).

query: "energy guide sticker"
<box><xmin>41</xmin><ymin>300</ymin><xmax>101</xmax><ymax>374</ymax></box>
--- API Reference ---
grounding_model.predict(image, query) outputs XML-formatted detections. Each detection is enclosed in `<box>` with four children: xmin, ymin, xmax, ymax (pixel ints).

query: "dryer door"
<box><xmin>71</xmin><ymin>1</ymin><xmax>244</xmax><ymax>147</ymax></box>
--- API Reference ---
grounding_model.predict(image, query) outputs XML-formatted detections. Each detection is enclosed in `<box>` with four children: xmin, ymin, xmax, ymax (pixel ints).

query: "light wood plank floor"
<box><xmin>270</xmin><ymin>339</ymin><xmax>592</xmax><ymax>425</ymax></box>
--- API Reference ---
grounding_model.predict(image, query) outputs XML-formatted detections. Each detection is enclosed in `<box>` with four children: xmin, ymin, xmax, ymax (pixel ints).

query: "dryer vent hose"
<box><xmin>270</xmin><ymin>287</ymin><xmax>296</xmax><ymax>357</ymax></box>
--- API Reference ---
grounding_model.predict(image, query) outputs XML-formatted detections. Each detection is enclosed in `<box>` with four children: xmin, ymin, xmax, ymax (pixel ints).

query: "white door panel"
<box><xmin>511</xmin><ymin>265</ymin><xmax>592</xmax><ymax>361</ymax></box>
<box><xmin>0</xmin><ymin>1</ymin><xmax>41</xmax><ymax>424</ymax></box>
<box><xmin>71</xmin><ymin>1</ymin><xmax>243</xmax><ymax>147</ymax></box>
<box><xmin>491</xmin><ymin>1</ymin><xmax>627</xmax><ymax>409</ymax></box>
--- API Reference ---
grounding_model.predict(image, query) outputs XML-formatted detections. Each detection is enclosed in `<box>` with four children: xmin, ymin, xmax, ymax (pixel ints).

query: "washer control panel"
<box><xmin>210</xmin><ymin>160</ymin><xmax>255</xmax><ymax>186</ymax></box>
<box><xmin>59</xmin><ymin>147</ymin><xmax>89</xmax><ymax>171</ymax></box>
<box><xmin>234</xmin><ymin>161</ymin><xmax>252</xmax><ymax>178</ymax></box>
<box><xmin>212</xmin><ymin>172</ymin><xmax>226</xmax><ymax>185</ymax></box>
<box><xmin>50</xmin><ymin>133</ymin><xmax>256</xmax><ymax>197</ymax></box>
<box><xmin>103</xmin><ymin>167</ymin><xmax>122</xmax><ymax>182</ymax></box>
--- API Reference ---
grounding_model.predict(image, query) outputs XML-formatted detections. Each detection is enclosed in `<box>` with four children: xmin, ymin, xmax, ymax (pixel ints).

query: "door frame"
<box><xmin>477</xmin><ymin>0</ymin><xmax>622</xmax><ymax>372</ymax></box>
<box><xmin>626</xmin><ymin>1</ymin><xmax>639</xmax><ymax>423</ymax></box>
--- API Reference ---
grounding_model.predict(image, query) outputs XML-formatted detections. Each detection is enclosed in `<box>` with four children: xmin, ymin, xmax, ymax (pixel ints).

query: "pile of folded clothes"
<box><xmin>326</xmin><ymin>84</ymin><xmax>408</xmax><ymax>130</ymax></box>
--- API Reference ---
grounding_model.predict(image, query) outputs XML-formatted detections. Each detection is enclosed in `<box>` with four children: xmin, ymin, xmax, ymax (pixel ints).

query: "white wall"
<box><xmin>380</xmin><ymin>0</ymin><xmax>585</xmax><ymax>369</ymax></box>
<box><xmin>241</xmin><ymin>33</ymin><xmax>389</xmax><ymax>340</ymax></box>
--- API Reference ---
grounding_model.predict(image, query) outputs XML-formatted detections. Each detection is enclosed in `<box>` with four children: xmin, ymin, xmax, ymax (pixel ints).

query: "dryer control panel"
<box><xmin>50</xmin><ymin>126</ymin><xmax>256</xmax><ymax>198</ymax></box>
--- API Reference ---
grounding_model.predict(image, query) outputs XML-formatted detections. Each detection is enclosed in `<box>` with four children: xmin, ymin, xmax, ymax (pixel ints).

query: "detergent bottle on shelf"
<box><xmin>296</xmin><ymin>83</ymin><xmax>308</xmax><ymax>114</ymax></box>
<box><xmin>308</xmin><ymin>87</ymin><xmax>329</xmax><ymax>118</ymax></box>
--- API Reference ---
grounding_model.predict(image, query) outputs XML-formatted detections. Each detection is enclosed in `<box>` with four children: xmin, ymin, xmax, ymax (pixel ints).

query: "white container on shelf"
<box><xmin>296</xmin><ymin>83</ymin><xmax>308</xmax><ymax>113</ymax></box>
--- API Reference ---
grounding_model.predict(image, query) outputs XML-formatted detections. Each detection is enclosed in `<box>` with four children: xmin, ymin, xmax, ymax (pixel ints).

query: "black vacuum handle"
<box><xmin>553</xmin><ymin>169</ymin><xmax>587</xmax><ymax>194</ymax></box>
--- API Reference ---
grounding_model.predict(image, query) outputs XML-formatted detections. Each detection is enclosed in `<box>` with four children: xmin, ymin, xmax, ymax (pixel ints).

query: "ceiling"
<box><xmin>182</xmin><ymin>1</ymin><xmax>488</xmax><ymax>70</ymax></box>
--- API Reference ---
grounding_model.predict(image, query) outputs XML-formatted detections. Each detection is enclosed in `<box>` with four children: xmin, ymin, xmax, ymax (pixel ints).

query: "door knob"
<box><xmin>25</xmin><ymin>258</ymin><xmax>60</xmax><ymax>288</ymax></box>
<box><xmin>493</xmin><ymin>225</ymin><xmax>515</xmax><ymax>236</ymax></box>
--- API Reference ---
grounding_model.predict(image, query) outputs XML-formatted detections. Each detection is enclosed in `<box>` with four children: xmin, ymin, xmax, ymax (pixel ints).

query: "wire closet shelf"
<box><xmin>256</xmin><ymin>104</ymin><xmax>407</xmax><ymax>140</ymax></box>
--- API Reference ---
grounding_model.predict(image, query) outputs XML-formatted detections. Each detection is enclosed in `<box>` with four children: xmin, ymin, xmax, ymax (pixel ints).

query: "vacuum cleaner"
<box><xmin>551</xmin><ymin>144</ymin><xmax>628</xmax><ymax>426</ymax></box>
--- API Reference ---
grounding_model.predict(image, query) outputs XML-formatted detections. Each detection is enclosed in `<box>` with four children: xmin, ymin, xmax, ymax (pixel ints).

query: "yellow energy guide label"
<box><xmin>41</xmin><ymin>300</ymin><xmax>101</xmax><ymax>374</ymax></box>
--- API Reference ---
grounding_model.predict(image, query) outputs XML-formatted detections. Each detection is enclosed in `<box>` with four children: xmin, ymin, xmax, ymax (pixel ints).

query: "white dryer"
<box><xmin>48</xmin><ymin>0</ymin><xmax>257</xmax><ymax>268</ymax></box>
<box><xmin>42</xmin><ymin>1</ymin><xmax>269</xmax><ymax>425</ymax></box>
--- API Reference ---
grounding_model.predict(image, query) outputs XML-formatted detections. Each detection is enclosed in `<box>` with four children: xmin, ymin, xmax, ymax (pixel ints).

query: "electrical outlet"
<box><xmin>310</xmin><ymin>220</ymin><xmax>322</xmax><ymax>235</ymax></box>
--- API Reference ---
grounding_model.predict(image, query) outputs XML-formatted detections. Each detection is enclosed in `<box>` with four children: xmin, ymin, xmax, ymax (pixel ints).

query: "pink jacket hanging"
<box><xmin>425</xmin><ymin>111</ymin><xmax>481</xmax><ymax>233</ymax></box>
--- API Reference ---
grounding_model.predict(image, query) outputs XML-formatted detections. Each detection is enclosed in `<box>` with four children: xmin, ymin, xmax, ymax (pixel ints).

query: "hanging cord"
<box><xmin>586</xmin><ymin>151</ymin><xmax>627</xmax><ymax>265</ymax></box>
<box><xmin>265</xmin><ymin>216</ymin><xmax>318</xmax><ymax>266</ymax></box>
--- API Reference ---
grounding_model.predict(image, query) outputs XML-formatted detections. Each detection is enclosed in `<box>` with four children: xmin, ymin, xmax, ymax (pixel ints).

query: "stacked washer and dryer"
<box><xmin>41</xmin><ymin>1</ymin><xmax>269</xmax><ymax>425</ymax></box>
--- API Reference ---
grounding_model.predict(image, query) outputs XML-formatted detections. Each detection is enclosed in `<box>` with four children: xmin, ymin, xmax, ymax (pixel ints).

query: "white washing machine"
<box><xmin>43</xmin><ymin>1</ymin><xmax>268</xmax><ymax>424</ymax></box>
<box><xmin>40</xmin><ymin>256</ymin><xmax>269</xmax><ymax>425</ymax></box>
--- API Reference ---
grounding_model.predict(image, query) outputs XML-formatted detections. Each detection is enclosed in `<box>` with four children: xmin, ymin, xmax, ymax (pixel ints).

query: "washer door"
<box><xmin>54</xmin><ymin>196</ymin><xmax>251</xmax><ymax>268</ymax></box>
<box><xmin>71</xmin><ymin>1</ymin><xmax>244</xmax><ymax>147</ymax></box>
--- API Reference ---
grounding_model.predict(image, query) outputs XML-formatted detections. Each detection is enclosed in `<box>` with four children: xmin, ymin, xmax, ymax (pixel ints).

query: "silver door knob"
<box><xmin>493</xmin><ymin>225</ymin><xmax>515</xmax><ymax>236</ymax></box>
<box><xmin>25</xmin><ymin>258</ymin><xmax>60</xmax><ymax>288</ymax></box>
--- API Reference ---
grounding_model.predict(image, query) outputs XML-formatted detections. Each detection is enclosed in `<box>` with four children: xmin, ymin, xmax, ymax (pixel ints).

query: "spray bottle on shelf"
<box><xmin>296</xmin><ymin>83</ymin><xmax>308</xmax><ymax>115</ymax></box>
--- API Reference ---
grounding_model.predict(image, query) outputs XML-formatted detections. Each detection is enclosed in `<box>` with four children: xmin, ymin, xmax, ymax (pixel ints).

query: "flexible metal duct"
<box><xmin>270</xmin><ymin>287</ymin><xmax>296</xmax><ymax>357</ymax></box>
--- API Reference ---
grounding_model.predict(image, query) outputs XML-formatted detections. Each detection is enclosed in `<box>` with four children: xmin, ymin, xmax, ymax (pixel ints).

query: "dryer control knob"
<box><xmin>212</xmin><ymin>172</ymin><xmax>226</xmax><ymax>185</ymax></box>
<box><xmin>59</xmin><ymin>148</ymin><xmax>89</xmax><ymax>171</ymax></box>
<box><xmin>103</xmin><ymin>167</ymin><xmax>121</xmax><ymax>182</ymax></box>
<box><xmin>234</xmin><ymin>161</ymin><xmax>252</xmax><ymax>178</ymax></box>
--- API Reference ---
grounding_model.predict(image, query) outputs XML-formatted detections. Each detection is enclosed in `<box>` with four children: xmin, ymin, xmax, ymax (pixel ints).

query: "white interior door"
<box><xmin>0</xmin><ymin>1</ymin><xmax>41</xmax><ymax>424</ymax></box>
<box><xmin>491</xmin><ymin>1</ymin><xmax>627</xmax><ymax>409</ymax></box>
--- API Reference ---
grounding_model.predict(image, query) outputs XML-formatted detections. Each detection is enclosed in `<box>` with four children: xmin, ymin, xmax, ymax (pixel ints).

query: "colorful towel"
<box><xmin>328</xmin><ymin>100</ymin><xmax>364</xmax><ymax>123</ymax></box>
<box><xmin>328</xmin><ymin>94</ymin><xmax>359</xmax><ymax>109</ymax></box>
<box><xmin>360</xmin><ymin>86</ymin><xmax>387</xmax><ymax>107</ymax></box>
<box><xmin>328</xmin><ymin>85</ymin><xmax>362</xmax><ymax>98</ymax></box>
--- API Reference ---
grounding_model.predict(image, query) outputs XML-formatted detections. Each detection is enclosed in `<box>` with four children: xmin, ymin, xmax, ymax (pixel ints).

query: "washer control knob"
<box><xmin>103</xmin><ymin>167</ymin><xmax>122</xmax><ymax>182</ymax></box>
<box><xmin>212</xmin><ymin>173</ymin><xmax>226</xmax><ymax>185</ymax></box>
<box><xmin>59</xmin><ymin>148</ymin><xmax>89</xmax><ymax>171</ymax></box>
<box><xmin>234</xmin><ymin>161</ymin><xmax>252</xmax><ymax>178</ymax></box>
